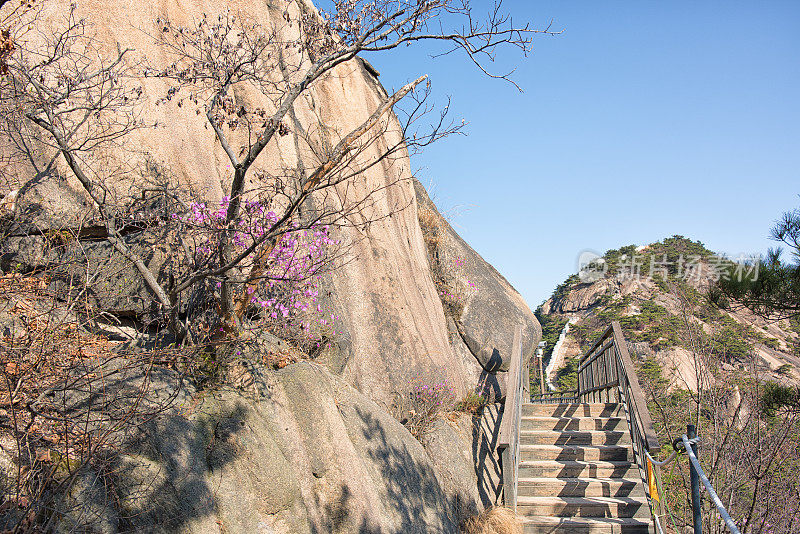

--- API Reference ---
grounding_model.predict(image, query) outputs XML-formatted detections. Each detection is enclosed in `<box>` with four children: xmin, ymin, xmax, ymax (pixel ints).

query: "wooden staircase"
<box><xmin>517</xmin><ymin>402</ymin><xmax>654</xmax><ymax>534</ymax></box>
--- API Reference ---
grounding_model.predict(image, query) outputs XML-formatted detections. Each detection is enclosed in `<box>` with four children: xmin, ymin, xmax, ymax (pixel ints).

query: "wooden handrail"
<box><xmin>578</xmin><ymin>339</ymin><xmax>614</xmax><ymax>373</ymax></box>
<box><xmin>529</xmin><ymin>390</ymin><xmax>578</xmax><ymax>404</ymax></box>
<box><xmin>498</xmin><ymin>324</ymin><xmax>524</xmax><ymax>511</ymax></box>
<box><xmin>580</xmin><ymin>324</ymin><xmax>614</xmax><ymax>364</ymax></box>
<box><xmin>611</xmin><ymin>322</ymin><xmax>660</xmax><ymax>452</ymax></box>
<box><xmin>529</xmin><ymin>320</ymin><xmax>666</xmax><ymax>527</ymax></box>
<box><xmin>575</xmin><ymin>322</ymin><xmax>659</xmax><ymax>451</ymax></box>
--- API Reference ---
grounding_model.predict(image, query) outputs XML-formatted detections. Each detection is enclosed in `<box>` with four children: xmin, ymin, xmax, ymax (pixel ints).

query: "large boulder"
<box><xmin>0</xmin><ymin>1</ymin><xmax>542</xmax><ymax>527</ymax></box>
<box><xmin>0</xmin><ymin>0</ymin><xmax>468</xmax><ymax>407</ymax></box>
<box><xmin>423</xmin><ymin>404</ymin><xmax>504</xmax><ymax>514</ymax></box>
<box><xmin>413</xmin><ymin>180</ymin><xmax>541</xmax><ymax>377</ymax></box>
<box><xmin>1</xmin><ymin>173</ymin><xmax>99</xmax><ymax>234</ymax></box>
<box><xmin>0</xmin><ymin>229</ymin><xmax>171</xmax><ymax>322</ymax></box>
<box><xmin>40</xmin><ymin>360</ymin><xmax>464</xmax><ymax>534</ymax></box>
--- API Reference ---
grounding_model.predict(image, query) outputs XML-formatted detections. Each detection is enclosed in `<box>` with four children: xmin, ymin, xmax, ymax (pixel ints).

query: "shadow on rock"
<box><xmin>351</xmin><ymin>406</ymin><xmax>463</xmax><ymax>533</ymax></box>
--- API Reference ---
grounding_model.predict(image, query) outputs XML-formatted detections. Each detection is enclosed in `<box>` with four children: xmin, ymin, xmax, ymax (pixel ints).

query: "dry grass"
<box><xmin>418</xmin><ymin>206</ymin><xmax>443</xmax><ymax>252</ymax></box>
<box><xmin>390</xmin><ymin>380</ymin><xmax>456</xmax><ymax>441</ymax></box>
<box><xmin>417</xmin><ymin>206</ymin><xmax>473</xmax><ymax>319</ymax></box>
<box><xmin>452</xmin><ymin>391</ymin><xmax>488</xmax><ymax>415</ymax></box>
<box><xmin>461</xmin><ymin>506</ymin><xmax>522</xmax><ymax>534</ymax></box>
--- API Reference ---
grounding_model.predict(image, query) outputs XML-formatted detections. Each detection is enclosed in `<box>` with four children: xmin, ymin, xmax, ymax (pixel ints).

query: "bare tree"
<box><xmin>0</xmin><ymin>259</ymin><xmax>193</xmax><ymax>532</ymax></box>
<box><xmin>637</xmin><ymin>281</ymin><xmax>800</xmax><ymax>533</ymax></box>
<box><xmin>2</xmin><ymin>1</ymin><xmax>556</xmax><ymax>344</ymax></box>
<box><xmin>0</xmin><ymin>1</ymin><xmax>558</xmax><ymax>530</ymax></box>
<box><xmin>148</xmin><ymin>1</ymin><xmax>557</xmax><ymax>333</ymax></box>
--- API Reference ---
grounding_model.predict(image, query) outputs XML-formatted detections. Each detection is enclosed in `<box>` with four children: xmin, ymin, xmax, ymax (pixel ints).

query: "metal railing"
<box><xmin>680</xmin><ymin>432</ymin><xmax>742</xmax><ymax>534</ymax></box>
<box><xmin>531</xmin><ymin>320</ymin><xmax>742</xmax><ymax>533</ymax></box>
<box><xmin>641</xmin><ymin>428</ymin><xmax>742</xmax><ymax>534</ymax></box>
<box><xmin>497</xmin><ymin>324</ymin><xmax>524</xmax><ymax>511</ymax></box>
<box><xmin>531</xmin><ymin>321</ymin><xmax>667</xmax><ymax>529</ymax></box>
<box><xmin>528</xmin><ymin>389</ymin><xmax>577</xmax><ymax>404</ymax></box>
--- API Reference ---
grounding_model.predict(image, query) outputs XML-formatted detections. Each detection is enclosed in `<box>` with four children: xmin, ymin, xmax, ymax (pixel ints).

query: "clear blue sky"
<box><xmin>364</xmin><ymin>1</ymin><xmax>800</xmax><ymax>310</ymax></box>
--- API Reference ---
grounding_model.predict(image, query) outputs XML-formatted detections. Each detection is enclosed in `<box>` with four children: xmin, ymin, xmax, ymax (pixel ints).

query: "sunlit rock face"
<box><xmin>413</xmin><ymin>180</ymin><xmax>541</xmax><ymax>400</ymax></box>
<box><xmin>1</xmin><ymin>0</ymin><xmax>476</xmax><ymax>405</ymax></box>
<box><xmin>1</xmin><ymin>1</ymin><xmax>541</xmax><ymax>530</ymax></box>
<box><xmin>42</xmin><ymin>361</ymin><xmax>461</xmax><ymax>533</ymax></box>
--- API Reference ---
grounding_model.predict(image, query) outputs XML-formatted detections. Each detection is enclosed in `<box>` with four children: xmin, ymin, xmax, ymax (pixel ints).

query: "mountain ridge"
<box><xmin>536</xmin><ymin>235</ymin><xmax>800</xmax><ymax>392</ymax></box>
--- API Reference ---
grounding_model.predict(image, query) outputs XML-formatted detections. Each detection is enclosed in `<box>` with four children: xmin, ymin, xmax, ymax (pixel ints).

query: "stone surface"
<box><xmin>0</xmin><ymin>0</ymin><xmax>469</xmax><ymax>407</ymax></box>
<box><xmin>0</xmin><ymin>236</ymin><xmax>53</xmax><ymax>272</ymax></box>
<box><xmin>4</xmin><ymin>175</ymin><xmax>98</xmax><ymax>233</ymax></box>
<box><xmin>0</xmin><ymin>230</ymin><xmax>171</xmax><ymax>320</ymax></box>
<box><xmin>539</xmin><ymin>279</ymin><xmax>616</xmax><ymax>315</ymax></box>
<box><xmin>424</xmin><ymin>415</ymin><xmax>481</xmax><ymax>521</ymax></box>
<box><xmin>110</xmin><ymin>361</ymin><xmax>461</xmax><ymax>533</ymax></box>
<box><xmin>423</xmin><ymin>405</ymin><xmax>504</xmax><ymax>517</ymax></box>
<box><xmin>414</xmin><ymin>180</ymin><xmax>541</xmax><ymax>376</ymax></box>
<box><xmin>14</xmin><ymin>360</ymin><xmax>465</xmax><ymax>533</ymax></box>
<box><xmin>0</xmin><ymin>1</ymin><xmax>546</xmax><ymax>530</ymax></box>
<box><xmin>450</xmin><ymin>325</ymin><xmax>508</xmax><ymax>401</ymax></box>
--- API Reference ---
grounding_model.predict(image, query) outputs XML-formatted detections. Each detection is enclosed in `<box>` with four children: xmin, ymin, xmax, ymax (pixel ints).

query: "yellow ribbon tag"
<box><xmin>647</xmin><ymin>459</ymin><xmax>659</xmax><ymax>502</ymax></box>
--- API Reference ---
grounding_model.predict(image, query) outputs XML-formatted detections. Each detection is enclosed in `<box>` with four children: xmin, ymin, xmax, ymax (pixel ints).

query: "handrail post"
<box><xmin>681</xmin><ymin>433</ymin><xmax>742</xmax><ymax>534</ymax></box>
<box><xmin>522</xmin><ymin>354</ymin><xmax>530</xmax><ymax>401</ymax></box>
<box><xmin>688</xmin><ymin>424</ymin><xmax>702</xmax><ymax>534</ymax></box>
<box><xmin>498</xmin><ymin>325</ymin><xmax>524</xmax><ymax>511</ymax></box>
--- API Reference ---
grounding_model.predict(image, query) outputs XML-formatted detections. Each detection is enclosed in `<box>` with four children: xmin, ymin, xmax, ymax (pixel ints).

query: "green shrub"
<box><xmin>454</xmin><ymin>391</ymin><xmax>488</xmax><ymax>414</ymax></box>
<box><xmin>602</xmin><ymin>244</ymin><xmax>638</xmax><ymax>276</ymax></box>
<box><xmin>760</xmin><ymin>381</ymin><xmax>800</xmax><ymax>417</ymax></box>
<box><xmin>551</xmin><ymin>274</ymin><xmax>580</xmax><ymax>302</ymax></box>
<box><xmin>555</xmin><ymin>356</ymin><xmax>579</xmax><ymax>392</ymax></box>
<box><xmin>535</xmin><ymin>310</ymin><xmax>568</xmax><ymax>361</ymax></box>
<box><xmin>637</xmin><ymin>357</ymin><xmax>669</xmax><ymax>392</ymax></box>
<box><xmin>709</xmin><ymin>326</ymin><xmax>752</xmax><ymax>362</ymax></box>
<box><xmin>789</xmin><ymin>315</ymin><xmax>800</xmax><ymax>335</ymax></box>
<box><xmin>620</xmin><ymin>301</ymin><xmax>682</xmax><ymax>350</ymax></box>
<box><xmin>602</xmin><ymin>236</ymin><xmax>714</xmax><ymax>277</ymax></box>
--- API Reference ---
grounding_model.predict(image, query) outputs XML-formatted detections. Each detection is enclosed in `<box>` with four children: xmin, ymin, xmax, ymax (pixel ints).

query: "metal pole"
<box><xmin>681</xmin><ymin>435</ymin><xmax>742</xmax><ymax>534</ymax></box>
<box><xmin>536</xmin><ymin>342</ymin><xmax>546</xmax><ymax>394</ymax></box>
<box><xmin>538</xmin><ymin>355</ymin><xmax>545</xmax><ymax>394</ymax></box>
<box><xmin>688</xmin><ymin>424</ymin><xmax>702</xmax><ymax>534</ymax></box>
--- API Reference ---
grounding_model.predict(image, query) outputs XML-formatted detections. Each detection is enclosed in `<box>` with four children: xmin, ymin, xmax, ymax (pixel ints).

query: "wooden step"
<box><xmin>517</xmin><ymin>496</ymin><xmax>650</xmax><ymax>519</ymax></box>
<box><xmin>519</xmin><ymin>460</ymin><xmax>636</xmax><ymax>479</ymax></box>
<box><xmin>522</xmin><ymin>416</ymin><xmax>627</xmax><ymax>432</ymax></box>
<box><xmin>522</xmin><ymin>516</ymin><xmax>652</xmax><ymax>533</ymax></box>
<box><xmin>520</xmin><ymin>444</ymin><xmax>630</xmax><ymax>462</ymax></box>
<box><xmin>514</xmin><ymin>403</ymin><xmax>651</xmax><ymax>531</ymax></box>
<box><xmin>518</xmin><ymin>477</ymin><xmax>644</xmax><ymax>498</ymax></box>
<box><xmin>520</xmin><ymin>430</ymin><xmax>630</xmax><ymax>446</ymax></box>
<box><xmin>523</xmin><ymin>403</ymin><xmax>622</xmax><ymax>418</ymax></box>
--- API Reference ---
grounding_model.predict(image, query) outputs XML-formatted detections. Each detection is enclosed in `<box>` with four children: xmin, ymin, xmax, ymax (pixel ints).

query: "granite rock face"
<box><xmin>1</xmin><ymin>0</ymin><xmax>543</xmax><ymax>403</ymax></box>
<box><xmin>47</xmin><ymin>361</ymin><xmax>463</xmax><ymax>534</ymax></box>
<box><xmin>0</xmin><ymin>0</ymin><xmax>471</xmax><ymax>406</ymax></box>
<box><xmin>539</xmin><ymin>279</ymin><xmax>617</xmax><ymax>315</ymax></box>
<box><xmin>0</xmin><ymin>0</ymin><xmax>542</xmax><ymax>529</ymax></box>
<box><xmin>413</xmin><ymin>180</ymin><xmax>540</xmax><ymax>389</ymax></box>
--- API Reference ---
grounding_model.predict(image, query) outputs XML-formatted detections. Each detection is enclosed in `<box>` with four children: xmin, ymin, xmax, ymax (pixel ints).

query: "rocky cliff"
<box><xmin>0</xmin><ymin>0</ymin><xmax>539</xmax><ymax>531</ymax></box>
<box><xmin>3</xmin><ymin>0</ymin><xmax>470</xmax><ymax>407</ymax></box>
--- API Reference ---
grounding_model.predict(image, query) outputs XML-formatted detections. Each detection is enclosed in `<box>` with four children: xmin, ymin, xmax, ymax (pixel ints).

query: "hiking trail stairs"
<box><xmin>518</xmin><ymin>402</ymin><xmax>654</xmax><ymax>534</ymax></box>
